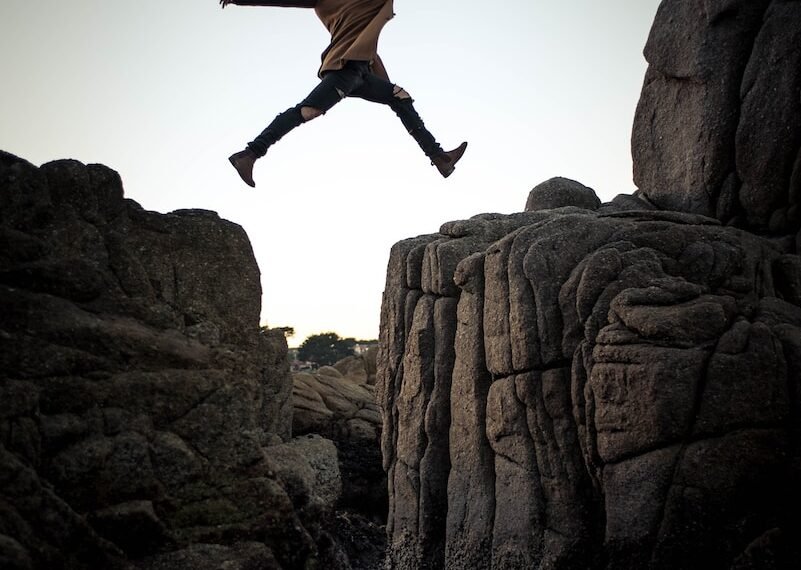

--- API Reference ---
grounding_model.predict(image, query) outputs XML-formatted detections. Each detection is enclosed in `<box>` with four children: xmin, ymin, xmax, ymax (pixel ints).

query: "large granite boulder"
<box><xmin>0</xmin><ymin>151</ymin><xmax>346</xmax><ymax>569</ymax></box>
<box><xmin>632</xmin><ymin>0</ymin><xmax>801</xmax><ymax>231</ymax></box>
<box><xmin>377</xmin><ymin>206</ymin><xmax>801</xmax><ymax>569</ymax></box>
<box><xmin>525</xmin><ymin>177</ymin><xmax>601</xmax><ymax>212</ymax></box>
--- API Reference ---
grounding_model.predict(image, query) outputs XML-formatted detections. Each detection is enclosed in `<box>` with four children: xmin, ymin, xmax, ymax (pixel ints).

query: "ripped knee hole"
<box><xmin>301</xmin><ymin>106</ymin><xmax>323</xmax><ymax>121</ymax></box>
<box><xmin>393</xmin><ymin>86</ymin><xmax>411</xmax><ymax>100</ymax></box>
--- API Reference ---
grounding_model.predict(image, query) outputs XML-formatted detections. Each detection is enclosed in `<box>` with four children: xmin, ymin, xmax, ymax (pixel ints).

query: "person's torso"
<box><xmin>314</xmin><ymin>0</ymin><xmax>389</xmax><ymax>36</ymax></box>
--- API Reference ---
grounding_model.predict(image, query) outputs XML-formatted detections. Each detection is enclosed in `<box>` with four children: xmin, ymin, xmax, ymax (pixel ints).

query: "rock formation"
<box><xmin>632</xmin><ymin>0</ymin><xmax>801</xmax><ymax>231</ymax></box>
<box><xmin>293</xmin><ymin>361</ymin><xmax>385</xmax><ymax>516</ymax></box>
<box><xmin>377</xmin><ymin>1</ymin><xmax>801</xmax><ymax>568</ymax></box>
<box><xmin>333</xmin><ymin>349</ymin><xmax>378</xmax><ymax>386</ymax></box>
<box><xmin>292</xmin><ymin>357</ymin><xmax>386</xmax><ymax>568</ymax></box>
<box><xmin>4</xmin><ymin>1</ymin><xmax>800</xmax><ymax>568</ymax></box>
<box><xmin>0</xmin><ymin>151</ymin><xmax>350</xmax><ymax>569</ymax></box>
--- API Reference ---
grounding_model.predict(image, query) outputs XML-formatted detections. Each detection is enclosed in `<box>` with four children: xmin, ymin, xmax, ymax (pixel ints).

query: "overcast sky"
<box><xmin>1</xmin><ymin>0</ymin><xmax>661</xmax><ymax>346</ymax></box>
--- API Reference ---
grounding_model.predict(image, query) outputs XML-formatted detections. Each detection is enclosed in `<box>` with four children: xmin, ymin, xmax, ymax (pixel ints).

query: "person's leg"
<box><xmin>352</xmin><ymin>77</ymin><xmax>441</xmax><ymax>157</ymax></box>
<box><xmin>351</xmin><ymin>75</ymin><xmax>467</xmax><ymax>177</ymax></box>
<box><xmin>229</xmin><ymin>62</ymin><xmax>369</xmax><ymax>187</ymax></box>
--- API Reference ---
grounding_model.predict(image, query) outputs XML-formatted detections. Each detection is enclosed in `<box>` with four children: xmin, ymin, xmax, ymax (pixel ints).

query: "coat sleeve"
<box><xmin>232</xmin><ymin>1</ymin><xmax>317</xmax><ymax>7</ymax></box>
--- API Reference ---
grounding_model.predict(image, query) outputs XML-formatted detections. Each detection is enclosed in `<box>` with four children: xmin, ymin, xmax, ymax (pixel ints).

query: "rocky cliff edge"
<box><xmin>378</xmin><ymin>1</ymin><xmax>801</xmax><ymax>568</ymax></box>
<box><xmin>0</xmin><ymin>151</ymin><xmax>348</xmax><ymax>570</ymax></box>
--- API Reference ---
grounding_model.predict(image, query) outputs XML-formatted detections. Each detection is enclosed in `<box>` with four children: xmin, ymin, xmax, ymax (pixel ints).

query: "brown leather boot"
<box><xmin>228</xmin><ymin>149</ymin><xmax>257</xmax><ymax>188</ymax></box>
<box><xmin>431</xmin><ymin>142</ymin><xmax>468</xmax><ymax>178</ymax></box>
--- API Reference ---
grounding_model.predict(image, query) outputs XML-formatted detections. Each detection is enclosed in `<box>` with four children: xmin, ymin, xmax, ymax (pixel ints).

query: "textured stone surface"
<box><xmin>0</xmin><ymin>151</ymin><xmax>350</xmax><ymax>569</ymax></box>
<box><xmin>376</xmin><ymin>212</ymin><xmax>576</xmax><ymax>569</ymax></box>
<box><xmin>136</xmin><ymin>542</ymin><xmax>280</xmax><ymax>570</ymax></box>
<box><xmin>289</xmin><ymin>356</ymin><xmax>388</xmax><ymax>567</ymax></box>
<box><xmin>631</xmin><ymin>0</ymin><xmax>801</xmax><ymax>230</ymax></box>
<box><xmin>378</xmin><ymin>205</ymin><xmax>801</xmax><ymax>569</ymax></box>
<box><xmin>525</xmin><ymin>177</ymin><xmax>601</xmax><ymax>212</ymax></box>
<box><xmin>292</xmin><ymin>361</ymin><xmax>385</xmax><ymax>519</ymax></box>
<box><xmin>333</xmin><ymin>348</ymin><xmax>378</xmax><ymax>385</ymax></box>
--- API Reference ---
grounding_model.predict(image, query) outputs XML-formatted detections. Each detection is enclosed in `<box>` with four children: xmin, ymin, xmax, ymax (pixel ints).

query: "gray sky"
<box><xmin>1</xmin><ymin>0</ymin><xmax>661</xmax><ymax>346</ymax></box>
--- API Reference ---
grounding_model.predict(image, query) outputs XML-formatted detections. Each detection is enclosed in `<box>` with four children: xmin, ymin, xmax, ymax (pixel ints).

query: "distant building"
<box><xmin>291</xmin><ymin>360</ymin><xmax>316</xmax><ymax>372</ymax></box>
<box><xmin>352</xmin><ymin>341</ymin><xmax>378</xmax><ymax>356</ymax></box>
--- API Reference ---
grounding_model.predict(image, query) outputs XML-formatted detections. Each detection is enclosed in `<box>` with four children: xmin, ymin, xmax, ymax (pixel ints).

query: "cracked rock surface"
<box><xmin>0</xmin><ymin>151</ymin><xmax>348</xmax><ymax>569</ymax></box>
<box><xmin>291</xmin><ymin>355</ymin><xmax>387</xmax><ymax>568</ymax></box>
<box><xmin>378</xmin><ymin>3</ymin><xmax>801</xmax><ymax>567</ymax></box>
<box><xmin>632</xmin><ymin>0</ymin><xmax>801</xmax><ymax>231</ymax></box>
<box><xmin>378</xmin><ymin>206</ymin><xmax>801</xmax><ymax>570</ymax></box>
<box><xmin>293</xmin><ymin>358</ymin><xmax>385</xmax><ymax>520</ymax></box>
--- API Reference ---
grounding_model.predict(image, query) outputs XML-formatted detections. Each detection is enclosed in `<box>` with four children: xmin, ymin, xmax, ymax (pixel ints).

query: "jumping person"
<box><xmin>220</xmin><ymin>0</ymin><xmax>468</xmax><ymax>187</ymax></box>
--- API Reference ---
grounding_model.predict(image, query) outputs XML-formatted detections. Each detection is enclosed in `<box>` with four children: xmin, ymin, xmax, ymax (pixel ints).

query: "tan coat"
<box><xmin>236</xmin><ymin>0</ymin><xmax>394</xmax><ymax>80</ymax></box>
<box><xmin>315</xmin><ymin>0</ymin><xmax>394</xmax><ymax>80</ymax></box>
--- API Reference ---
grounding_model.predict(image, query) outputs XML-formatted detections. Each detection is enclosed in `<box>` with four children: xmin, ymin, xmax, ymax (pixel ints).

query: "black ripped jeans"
<box><xmin>247</xmin><ymin>61</ymin><xmax>443</xmax><ymax>159</ymax></box>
